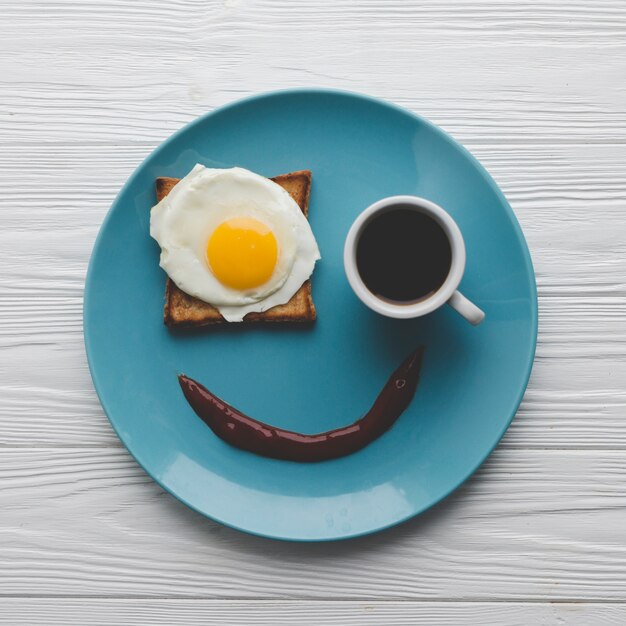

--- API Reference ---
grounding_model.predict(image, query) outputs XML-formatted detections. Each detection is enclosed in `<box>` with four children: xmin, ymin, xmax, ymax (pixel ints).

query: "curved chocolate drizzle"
<box><xmin>178</xmin><ymin>346</ymin><xmax>424</xmax><ymax>462</ymax></box>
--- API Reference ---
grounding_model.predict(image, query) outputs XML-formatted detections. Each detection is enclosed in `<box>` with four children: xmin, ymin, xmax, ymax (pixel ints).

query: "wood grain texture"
<box><xmin>1</xmin><ymin>600</ymin><xmax>625</xmax><ymax>626</ymax></box>
<box><xmin>1</xmin><ymin>0</ymin><xmax>626</xmax><ymax>621</ymax></box>
<box><xmin>1</xmin><ymin>2</ymin><xmax>626</xmax><ymax>148</ymax></box>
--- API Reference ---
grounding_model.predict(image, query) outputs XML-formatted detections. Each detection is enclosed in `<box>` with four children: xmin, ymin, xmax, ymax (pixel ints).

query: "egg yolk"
<box><xmin>207</xmin><ymin>217</ymin><xmax>278</xmax><ymax>290</ymax></box>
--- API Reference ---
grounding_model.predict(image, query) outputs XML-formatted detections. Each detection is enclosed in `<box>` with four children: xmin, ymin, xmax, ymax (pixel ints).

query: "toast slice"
<box><xmin>154</xmin><ymin>170</ymin><xmax>316</xmax><ymax>328</ymax></box>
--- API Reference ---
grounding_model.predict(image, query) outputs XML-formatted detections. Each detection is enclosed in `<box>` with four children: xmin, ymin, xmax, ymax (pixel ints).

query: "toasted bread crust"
<box><xmin>154</xmin><ymin>170</ymin><xmax>315</xmax><ymax>328</ymax></box>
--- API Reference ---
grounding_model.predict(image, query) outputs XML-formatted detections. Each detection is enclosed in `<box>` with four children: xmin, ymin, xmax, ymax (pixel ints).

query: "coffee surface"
<box><xmin>356</xmin><ymin>208</ymin><xmax>452</xmax><ymax>303</ymax></box>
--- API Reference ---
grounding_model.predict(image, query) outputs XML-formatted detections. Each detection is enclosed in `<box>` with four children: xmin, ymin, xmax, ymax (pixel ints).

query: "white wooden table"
<box><xmin>2</xmin><ymin>1</ymin><xmax>626</xmax><ymax>624</ymax></box>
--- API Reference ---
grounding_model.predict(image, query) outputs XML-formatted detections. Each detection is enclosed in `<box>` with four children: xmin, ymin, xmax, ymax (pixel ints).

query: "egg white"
<box><xmin>150</xmin><ymin>165</ymin><xmax>321</xmax><ymax>322</ymax></box>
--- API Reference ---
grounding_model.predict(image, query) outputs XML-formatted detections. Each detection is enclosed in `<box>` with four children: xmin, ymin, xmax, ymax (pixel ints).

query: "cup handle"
<box><xmin>448</xmin><ymin>291</ymin><xmax>485</xmax><ymax>325</ymax></box>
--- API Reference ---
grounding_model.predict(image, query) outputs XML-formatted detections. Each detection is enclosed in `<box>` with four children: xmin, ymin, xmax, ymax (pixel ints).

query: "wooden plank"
<box><xmin>1</xmin><ymin>73</ymin><xmax>625</xmax><ymax>147</ymax></box>
<box><xmin>0</xmin><ymin>448</ymin><xmax>625</xmax><ymax>600</ymax></box>
<box><xmin>1</xmin><ymin>600</ymin><xmax>625</xmax><ymax>626</ymax></box>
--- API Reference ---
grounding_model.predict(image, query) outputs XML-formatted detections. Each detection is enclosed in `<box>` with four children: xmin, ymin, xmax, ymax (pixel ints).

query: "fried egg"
<box><xmin>150</xmin><ymin>165</ymin><xmax>321</xmax><ymax>322</ymax></box>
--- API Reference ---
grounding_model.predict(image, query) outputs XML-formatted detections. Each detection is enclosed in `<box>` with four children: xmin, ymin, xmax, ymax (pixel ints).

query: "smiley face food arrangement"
<box><xmin>178</xmin><ymin>347</ymin><xmax>424</xmax><ymax>463</ymax></box>
<box><xmin>150</xmin><ymin>165</ymin><xmax>424</xmax><ymax>462</ymax></box>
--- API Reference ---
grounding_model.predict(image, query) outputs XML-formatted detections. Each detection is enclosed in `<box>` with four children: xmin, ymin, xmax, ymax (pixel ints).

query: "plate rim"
<box><xmin>83</xmin><ymin>88</ymin><xmax>538</xmax><ymax>542</ymax></box>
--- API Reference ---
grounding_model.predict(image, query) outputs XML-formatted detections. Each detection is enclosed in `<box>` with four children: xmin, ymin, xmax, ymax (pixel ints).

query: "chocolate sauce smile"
<box><xmin>178</xmin><ymin>346</ymin><xmax>424</xmax><ymax>462</ymax></box>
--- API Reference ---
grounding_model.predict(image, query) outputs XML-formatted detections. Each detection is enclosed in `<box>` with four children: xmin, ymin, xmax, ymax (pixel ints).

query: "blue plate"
<box><xmin>84</xmin><ymin>89</ymin><xmax>537</xmax><ymax>541</ymax></box>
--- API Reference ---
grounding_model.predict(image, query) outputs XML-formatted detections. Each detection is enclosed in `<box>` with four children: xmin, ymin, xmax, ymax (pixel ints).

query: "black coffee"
<box><xmin>356</xmin><ymin>208</ymin><xmax>452</xmax><ymax>304</ymax></box>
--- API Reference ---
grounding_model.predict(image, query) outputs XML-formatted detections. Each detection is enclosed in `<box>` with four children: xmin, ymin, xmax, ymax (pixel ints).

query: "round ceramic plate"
<box><xmin>84</xmin><ymin>89</ymin><xmax>537</xmax><ymax>541</ymax></box>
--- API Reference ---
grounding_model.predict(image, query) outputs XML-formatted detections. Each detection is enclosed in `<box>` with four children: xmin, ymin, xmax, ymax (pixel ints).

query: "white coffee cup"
<box><xmin>343</xmin><ymin>196</ymin><xmax>485</xmax><ymax>325</ymax></box>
